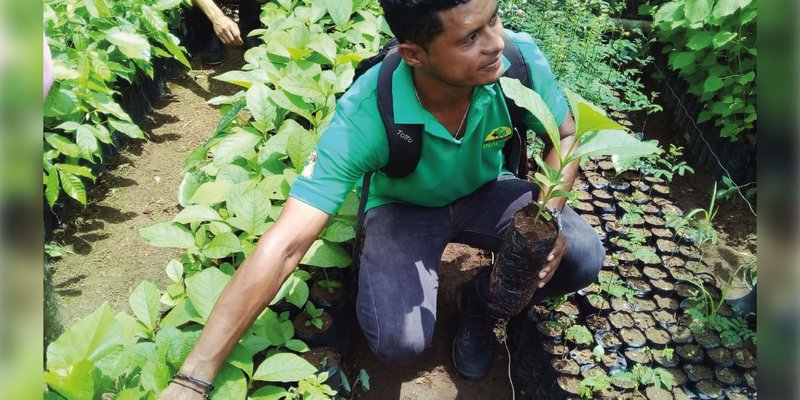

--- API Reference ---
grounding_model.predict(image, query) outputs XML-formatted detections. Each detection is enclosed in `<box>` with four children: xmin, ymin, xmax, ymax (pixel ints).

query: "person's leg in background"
<box><xmin>239</xmin><ymin>0</ymin><xmax>264</xmax><ymax>49</ymax></box>
<box><xmin>449</xmin><ymin>176</ymin><xmax>605</xmax><ymax>379</ymax></box>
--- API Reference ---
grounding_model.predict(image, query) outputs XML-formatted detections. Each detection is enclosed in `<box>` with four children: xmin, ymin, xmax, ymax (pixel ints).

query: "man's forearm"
<box><xmin>177</xmin><ymin>234</ymin><xmax>305</xmax><ymax>380</ymax></box>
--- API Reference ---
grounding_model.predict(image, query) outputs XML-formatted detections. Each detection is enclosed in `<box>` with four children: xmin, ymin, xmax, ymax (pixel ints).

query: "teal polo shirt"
<box><xmin>290</xmin><ymin>29</ymin><xmax>568</xmax><ymax>215</ymax></box>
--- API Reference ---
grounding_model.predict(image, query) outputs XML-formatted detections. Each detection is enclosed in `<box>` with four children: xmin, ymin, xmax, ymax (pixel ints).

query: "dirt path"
<box><xmin>48</xmin><ymin>48</ymin><xmax>245</xmax><ymax>326</ymax></box>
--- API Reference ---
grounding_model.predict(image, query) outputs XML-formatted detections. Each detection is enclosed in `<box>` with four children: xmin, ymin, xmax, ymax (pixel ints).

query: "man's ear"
<box><xmin>397</xmin><ymin>42</ymin><xmax>426</xmax><ymax>67</ymax></box>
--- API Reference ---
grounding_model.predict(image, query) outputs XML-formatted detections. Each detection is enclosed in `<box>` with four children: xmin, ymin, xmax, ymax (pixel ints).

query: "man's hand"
<box><xmin>538</xmin><ymin>230</ymin><xmax>566</xmax><ymax>288</ymax></box>
<box><xmin>211</xmin><ymin>16</ymin><xmax>243</xmax><ymax>46</ymax></box>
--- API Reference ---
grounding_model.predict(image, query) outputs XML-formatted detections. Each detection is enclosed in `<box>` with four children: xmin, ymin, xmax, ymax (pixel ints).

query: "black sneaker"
<box><xmin>199</xmin><ymin>36</ymin><xmax>224</xmax><ymax>66</ymax></box>
<box><xmin>452</xmin><ymin>279</ymin><xmax>496</xmax><ymax>380</ymax></box>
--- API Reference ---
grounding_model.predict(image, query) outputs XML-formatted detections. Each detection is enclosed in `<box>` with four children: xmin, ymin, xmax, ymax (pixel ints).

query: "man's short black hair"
<box><xmin>379</xmin><ymin>0</ymin><xmax>472</xmax><ymax>48</ymax></box>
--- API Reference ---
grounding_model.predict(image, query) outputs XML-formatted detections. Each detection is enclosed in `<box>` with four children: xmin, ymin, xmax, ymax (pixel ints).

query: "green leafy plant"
<box><xmin>500</xmin><ymin>78</ymin><xmax>659</xmax><ymax>221</ymax></box>
<box><xmin>542</xmin><ymin>294</ymin><xmax>568</xmax><ymax>311</ymax></box>
<box><xmin>685</xmin><ymin>259</ymin><xmax>757</xmax><ymax>346</ymax></box>
<box><xmin>318</xmin><ymin>279</ymin><xmax>342</xmax><ymax>295</ymax></box>
<box><xmin>303</xmin><ymin>303</ymin><xmax>325</xmax><ymax>330</ymax></box>
<box><xmin>340</xmin><ymin>368</ymin><xmax>371</xmax><ymax>399</ymax></box>
<box><xmin>591</xmin><ymin>272</ymin><xmax>638</xmax><ymax>303</ymax></box>
<box><xmin>501</xmin><ymin>0</ymin><xmax>660</xmax><ymax>114</ymax></box>
<box><xmin>716</xmin><ymin>175</ymin><xmax>757</xmax><ymax>201</ymax></box>
<box><xmin>652</xmin><ymin>0</ymin><xmax>756</xmax><ymax>143</ymax></box>
<box><xmin>612</xmin><ymin>364</ymin><xmax>675</xmax><ymax>394</ymax></box>
<box><xmin>637</xmin><ymin>143</ymin><xmax>695</xmax><ymax>181</ymax></box>
<box><xmin>579</xmin><ymin>372</ymin><xmax>613</xmax><ymax>399</ymax></box>
<box><xmin>43</xmin><ymin>0</ymin><xmax>190</xmax><ymax>207</ymax></box>
<box><xmin>564</xmin><ymin>325</ymin><xmax>594</xmax><ymax>345</ymax></box>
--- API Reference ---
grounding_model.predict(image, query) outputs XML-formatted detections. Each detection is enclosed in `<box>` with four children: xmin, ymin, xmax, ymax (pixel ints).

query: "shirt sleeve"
<box><xmin>289</xmin><ymin>98</ymin><xmax>385</xmax><ymax>215</ymax></box>
<box><xmin>505</xmin><ymin>30</ymin><xmax>570</xmax><ymax>131</ymax></box>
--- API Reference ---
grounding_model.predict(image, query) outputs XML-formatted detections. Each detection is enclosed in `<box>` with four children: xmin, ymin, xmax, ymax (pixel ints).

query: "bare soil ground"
<box><xmin>46</xmin><ymin>46</ymin><xmax>756</xmax><ymax>399</ymax></box>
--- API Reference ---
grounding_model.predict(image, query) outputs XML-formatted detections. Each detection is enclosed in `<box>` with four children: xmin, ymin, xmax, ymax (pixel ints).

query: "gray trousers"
<box><xmin>356</xmin><ymin>176</ymin><xmax>604</xmax><ymax>364</ymax></box>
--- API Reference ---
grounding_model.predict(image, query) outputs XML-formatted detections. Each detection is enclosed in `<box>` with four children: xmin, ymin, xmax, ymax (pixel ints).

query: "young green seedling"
<box><xmin>500</xmin><ymin>77</ymin><xmax>659</xmax><ymax>222</ymax></box>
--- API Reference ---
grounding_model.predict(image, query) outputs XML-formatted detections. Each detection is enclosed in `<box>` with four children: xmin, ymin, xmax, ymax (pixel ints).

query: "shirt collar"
<box><xmin>391</xmin><ymin>55</ymin><xmax>511</xmax><ymax>137</ymax></box>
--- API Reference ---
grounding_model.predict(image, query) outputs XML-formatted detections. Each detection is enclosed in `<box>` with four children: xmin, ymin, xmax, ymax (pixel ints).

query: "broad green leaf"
<box><xmin>739</xmin><ymin>71</ymin><xmax>755</xmax><ymax>85</ymax></box>
<box><xmin>202</xmin><ymin>232</ymin><xmax>242</xmax><ymax>259</ymax></box>
<box><xmin>91</xmin><ymin>92</ymin><xmax>131</xmax><ymax>121</ymax></box>
<box><xmin>286</xmin><ymin>129</ymin><xmax>317</xmax><ymax>171</ymax></box>
<box><xmin>160</xmin><ymin>298</ymin><xmax>202</xmax><ymax>328</ymax></box>
<box><xmin>59</xmin><ymin>171</ymin><xmax>87</xmax><ymax>204</ymax></box>
<box><xmin>269</xmin><ymin>89</ymin><xmax>314</xmax><ymax>122</ymax></box>
<box><xmin>87</xmin><ymin>124</ymin><xmax>112</xmax><ymax>144</ymax></box>
<box><xmin>107</xmin><ymin>29</ymin><xmax>151</xmax><ymax>61</ymax></box>
<box><xmin>703</xmin><ymin>76</ymin><xmax>724</xmax><ymax>92</ymax></box>
<box><xmin>174</xmin><ymin>204</ymin><xmax>223</xmax><ymax>224</ymax></box>
<box><xmin>564</xmin><ymin>89</ymin><xmax>626</xmax><ymax>138</ymax></box>
<box><xmin>251</xmin><ymin>386</ymin><xmax>290</xmax><ymax>400</ymax></box>
<box><xmin>712</xmin><ymin>0</ymin><xmax>749</xmax><ymax>18</ymax></box>
<box><xmin>45</xmin><ymin>169</ymin><xmax>60</xmax><ymax>207</ymax></box>
<box><xmin>226</xmin><ymin>182</ymin><xmax>272</xmax><ymax>235</ymax></box>
<box><xmin>153</xmin><ymin>0</ymin><xmax>182</xmax><ymax>10</ymax></box>
<box><xmin>301</xmin><ymin>240</ymin><xmax>352</xmax><ymax>268</ymax></box>
<box><xmin>139</xmin><ymin>222</ymin><xmax>195</xmax><ymax>248</ymax></box>
<box><xmin>56</xmin><ymin>121</ymin><xmax>81</xmax><ymax>131</ymax></box>
<box><xmin>253</xmin><ymin>353</ymin><xmax>317</xmax><ymax>382</ymax></box>
<box><xmin>324</xmin><ymin>0</ymin><xmax>353</xmax><ymax>27</ymax></box>
<box><xmin>165</xmin><ymin>259</ymin><xmax>184</xmax><ymax>283</ymax></box>
<box><xmin>572</xmin><ymin>130</ymin><xmax>660</xmax><ymax>163</ymax></box>
<box><xmin>55</xmin><ymin>163</ymin><xmax>95</xmax><ymax>181</ymax></box>
<box><xmin>214</xmin><ymin>70</ymin><xmax>256</xmax><ymax>88</ymax></box>
<box><xmin>499</xmin><ymin>77</ymin><xmax>560</xmax><ymax>153</ymax></box>
<box><xmin>76</xmin><ymin>127</ymin><xmax>100</xmax><ymax>161</ymax></box>
<box><xmin>45</xmin><ymin>133</ymin><xmax>80</xmax><ymax>158</ymax></box>
<box><xmin>278</xmin><ymin>74</ymin><xmax>323</xmax><ymax>99</ymax></box>
<box><xmin>217</xmin><ymin>164</ymin><xmax>251</xmax><ymax>184</ymax></box>
<box><xmin>286</xmin><ymin>339</ymin><xmax>310</xmax><ymax>353</ymax></box>
<box><xmin>669</xmin><ymin>52</ymin><xmax>695</xmax><ymax>70</ymax></box>
<box><xmin>684</xmin><ymin>0</ymin><xmax>711</xmax><ymax>24</ymax></box>
<box><xmin>141</xmin><ymin>356</ymin><xmax>171</xmax><ymax>392</ymax></box>
<box><xmin>109</xmin><ymin>119</ymin><xmax>146</xmax><ymax>139</ymax></box>
<box><xmin>212</xmin><ymin>130</ymin><xmax>261</xmax><ymax>165</ymax></box>
<box><xmin>213</xmin><ymin>364</ymin><xmax>248</xmax><ymax>400</ymax></box>
<box><xmin>285</xmin><ymin>276</ymin><xmax>310</xmax><ymax>308</ymax></box>
<box><xmin>308</xmin><ymin>34</ymin><xmax>338</xmax><ymax>64</ymax></box>
<box><xmin>686</xmin><ymin>31</ymin><xmax>713</xmax><ymax>50</ymax></box>
<box><xmin>189</xmin><ymin>181</ymin><xmax>234</xmax><ymax>206</ymax></box>
<box><xmin>44</xmin><ymin>359</ymin><xmax>95</xmax><ymax>400</ymax></box>
<box><xmin>247</xmin><ymin>83</ymin><xmax>278</xmax><ymax>130</ymax></box>
<box><xmin>178</xmin><ymin>172</ymin><xmax>204</xmax><ymax>207</ymax></box>
<box><xmin>228</xmin><ymin>343</ymin><xmax>256</xmax><ymax>378</ymax></box>
<box><xmin>712</xmin><ymin>31</ymin><xmax>737</xmax><ymax>48</ymax></box>
<box><xmin>129</xmin><ymin>281</ymin><xmax>161</xmax><ymax>329</ymax></box>
<box><xmin>46</xmin><ymin>303</ymin><xmax>122</xmax><ymax>371</ymax></box>
<box><xmin>322</xmin><ymin>220</ymin><xmax>356</xmax><ymax>242</ymax></box>
<box><xmin>44</xmin><ymin>88</ymin><xmax>78</xmax><ymax>116</ymax></box>
<box><xmin>186</xmin><ymin>267</ymin><xmax>231</xmax><ymax>320</ymax></box>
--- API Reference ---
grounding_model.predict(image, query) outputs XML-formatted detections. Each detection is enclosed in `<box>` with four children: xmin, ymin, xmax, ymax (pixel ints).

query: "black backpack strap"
<box><xmin>352</xmin><ymin>171</ymin><xmax>372</xmax><ymax>268</ymax></box>
<box><xmin>500</xmin><ymin>36</ymin><xmax>533</xmax><ymax>178</ymax></box>
<box><xmin>376</xmin><ymin>49</ymin><xmax>424</xmax><ymax>179</ymax></box>
<box><xmin>352</xmin><ymin>49</ymin><xmax>424</xmax><ymax>269</ymax></box>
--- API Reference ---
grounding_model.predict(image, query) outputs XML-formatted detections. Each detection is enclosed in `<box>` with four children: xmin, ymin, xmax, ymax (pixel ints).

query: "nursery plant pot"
<box><xmin>293</xmin><ymin>309</ymin><xmax>337</xmax><ymax>349</ymax></box>
<box><xmin>300</xmin><ymin>346</ymin><xmax>342</xmax><ymax>390</ymax></box>
<box><xmin>489</xmin><ymin>203</ymin><xmax>559</xmax><ymax>316</ymax></box>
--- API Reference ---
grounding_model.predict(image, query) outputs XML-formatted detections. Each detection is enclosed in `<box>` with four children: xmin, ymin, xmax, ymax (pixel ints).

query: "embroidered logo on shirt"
<box><xmin>301</xmin><ymin>150</ymin><xmax>317</xmax><ymax>179</ymax></box>
<box><xmin>483</xmin><ymin>126</ymin><xmax>512</xmax><ymax>149</ymax></box>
